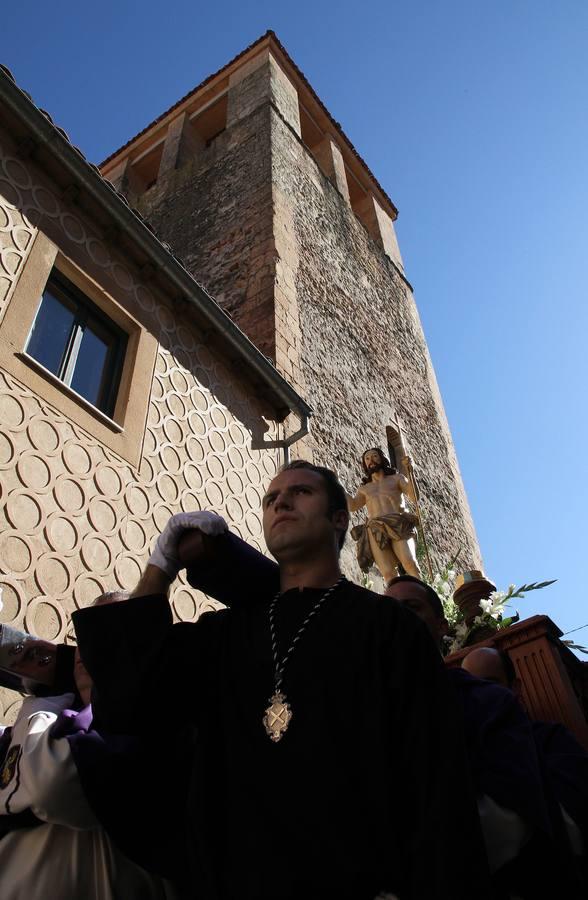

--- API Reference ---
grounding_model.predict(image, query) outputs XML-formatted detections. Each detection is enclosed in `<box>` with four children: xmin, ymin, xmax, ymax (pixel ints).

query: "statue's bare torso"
<box><xmin>352</xmin><ymin>473</ymin><xmax>411</xmax><ymax>519</ymax></box>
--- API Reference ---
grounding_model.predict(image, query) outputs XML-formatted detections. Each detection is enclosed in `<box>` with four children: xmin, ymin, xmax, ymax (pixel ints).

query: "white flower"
<box><xmin>447</xmin><ymin>569</ymin><xmax>456</xmax><ymax>580</ymax></box>
<box><xmin>490</xmin><ymin>604</ymin><xmax>506</xmax><ymax>620</ymax></box>
<box><xmin>480</xmin><ymin>598</ymin><xmax>493</xmax><ymax>614</ymax></box>
<box><xmin>448</xmin><ymin>620</ymin><xmax>470</xmax><ymax>652</ymax></box>
<box><xmin>488</xmin><ymin>590</ymin><xmax>506</xmax><ymax>605</ymax></box>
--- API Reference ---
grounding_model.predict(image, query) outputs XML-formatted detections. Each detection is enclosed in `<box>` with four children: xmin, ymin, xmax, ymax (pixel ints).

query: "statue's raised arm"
<box><xmin>349</xmin><ymin>447</ymin><xmax>421</xmax><ymax>584</ymax></box>
<box><xmin>344</xmin><ymin>485</ymin><xmax>367</xmax><ymax>513</ymax></box>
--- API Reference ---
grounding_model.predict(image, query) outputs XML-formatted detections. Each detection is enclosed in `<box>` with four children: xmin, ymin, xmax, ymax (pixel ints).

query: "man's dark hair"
<box><xmin>361</xmin><ymin>447</ymin><xmax>397</xmax><ymax>484</ymax></box>
<box><xmin>281</xmin><ymin>460</ymin><xmax>348</xmax><ymax>550</ymax></box>
<box><xmin>497</xmin><ymin>649</ymin><xmax>517</xmax><ymax>688</ymax></box>
<box><xmin>387</xmin><ymin>574</ymin><xmax>445</xmax><ymax>619</ymax></box>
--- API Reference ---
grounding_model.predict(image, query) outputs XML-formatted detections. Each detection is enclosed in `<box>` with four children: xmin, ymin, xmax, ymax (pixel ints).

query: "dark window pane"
<box><xmin>26</xmin><ymin>273</ymin><xmax>126</xmax><ymax>416</ymax></box>
<box><xmin>27</xmin><ymin>289</ymin><xmax>76</xmax><ymax>376</ymax></box>
<box><xmin>70</xmin><ymin>322</ymin><xmax>112</xmax><ymax>410</ymax></box>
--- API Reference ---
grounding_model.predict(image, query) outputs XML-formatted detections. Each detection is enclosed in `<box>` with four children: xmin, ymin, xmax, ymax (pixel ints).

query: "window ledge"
<box><xmin>16</xmin><ymin>352</ymin><xmax>124</xmax><ymax>433</ymax></box>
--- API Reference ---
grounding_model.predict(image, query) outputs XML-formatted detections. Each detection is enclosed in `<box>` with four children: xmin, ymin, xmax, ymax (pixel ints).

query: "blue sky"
<box><xmin>2</xmin><ymin>1</ymin><xmax>587</xmax><ymax>646</ymax></box>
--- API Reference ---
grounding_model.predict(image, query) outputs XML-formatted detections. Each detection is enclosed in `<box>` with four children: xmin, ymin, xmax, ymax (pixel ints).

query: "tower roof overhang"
<box><xmin>99</xmin><ymin>30</ymin><xmax>399</xmax><ymax>223</ymax></box>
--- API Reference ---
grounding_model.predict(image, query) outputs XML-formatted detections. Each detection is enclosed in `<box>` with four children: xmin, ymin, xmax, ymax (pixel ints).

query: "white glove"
<box><xmin>148</xmin><ymin>511</ymin><xmax>228</xmax><ymax>580</ymax></box>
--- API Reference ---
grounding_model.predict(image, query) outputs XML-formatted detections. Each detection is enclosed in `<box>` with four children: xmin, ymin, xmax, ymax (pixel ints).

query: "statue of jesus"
<box><xmin>345</xmin><ymin>447</ymin><xmax>421</xmax><ymax>583</ymax></box>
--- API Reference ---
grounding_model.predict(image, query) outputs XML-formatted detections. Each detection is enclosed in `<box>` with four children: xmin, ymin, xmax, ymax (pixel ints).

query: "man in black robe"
<box><xmin>385</xmin><ymin>577</ymin><xmax>586</xmax><ymax>899</ymax></box>
<box><xmin>462</xmin><ymin>645</ymin><xmax>588</xmax><ymax>887</ymax></box>
<box><xmin>73</xmin><ymin>461</ymin><xmax>490</xmax><ymax>900</ymax></box>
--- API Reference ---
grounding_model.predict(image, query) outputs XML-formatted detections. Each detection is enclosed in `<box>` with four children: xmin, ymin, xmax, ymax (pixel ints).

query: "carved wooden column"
<box><xmin>453</xmin><ymin>570</ymin><xmax>496</xmax><ymax>625</ymax></box>
<box><xmin>445</xmin><ymin>615</ymin><xmax>588</xmax><ymax>750</ymax></box>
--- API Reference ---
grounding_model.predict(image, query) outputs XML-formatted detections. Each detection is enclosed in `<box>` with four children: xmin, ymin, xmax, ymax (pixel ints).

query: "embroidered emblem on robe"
<box><xmin>0</xmin><ymin>745</ymin><xmax>20</xmax><ymax>789</ymax></box>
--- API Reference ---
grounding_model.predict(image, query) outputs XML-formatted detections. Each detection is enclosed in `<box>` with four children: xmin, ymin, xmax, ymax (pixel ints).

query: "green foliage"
<box><xmin>360</xmin><ymin>572</ymin><xmax>374</xmax><ymax>591</ymax></box>
<box><xmin>421</xmin><ymin>554</ymin><xmax>557</xmax><ymax>654</ymax></box>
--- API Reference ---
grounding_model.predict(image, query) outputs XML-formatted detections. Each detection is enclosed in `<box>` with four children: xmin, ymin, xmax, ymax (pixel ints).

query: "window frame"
<box><xmin>26</xmin><ymin>271</ymin><xmax>128</xmax><ymax>418</ymax></box>
<box><xmin>0</xmin><ymin>231</ymin><xmax>159</xmax><ymax>467</ymax></box>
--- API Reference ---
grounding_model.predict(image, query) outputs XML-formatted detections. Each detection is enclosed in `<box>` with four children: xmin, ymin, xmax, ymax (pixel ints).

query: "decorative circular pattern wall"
<box><xmin>0</xmin><ymin>139</ymin><xmax>282</xmax><ymax>722</ymax></box>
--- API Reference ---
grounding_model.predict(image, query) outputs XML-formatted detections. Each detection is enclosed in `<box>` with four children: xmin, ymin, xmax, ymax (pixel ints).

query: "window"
<box><xmin>26</xmin><ymin>272</ymin><xmax>127</xmax><ymax>417</ymax></box>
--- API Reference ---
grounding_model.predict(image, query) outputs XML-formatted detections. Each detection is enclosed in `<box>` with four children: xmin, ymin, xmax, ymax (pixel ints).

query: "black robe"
<box><xmin>74</xmin><ymin>577</ymin><xmax>491</xmax><ymax>900</ymax></box>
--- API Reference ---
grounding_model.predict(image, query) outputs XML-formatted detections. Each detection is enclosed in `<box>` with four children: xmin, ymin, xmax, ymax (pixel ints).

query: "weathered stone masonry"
<box><xmin>127</xmin><ymin>40</ymin><xmax>481</xmax><ymax>575</ymax></box>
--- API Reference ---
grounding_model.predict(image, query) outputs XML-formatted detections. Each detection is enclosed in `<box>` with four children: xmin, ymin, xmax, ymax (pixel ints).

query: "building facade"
<box><xmin>0</xmin><ymin>33</ymin><xmax>480</xmax><ymax>719</ymax></box>
<box><xmin>0</xmin><ymin>56</ymin><xmax>310</xmax><ymax>721</ymax></box>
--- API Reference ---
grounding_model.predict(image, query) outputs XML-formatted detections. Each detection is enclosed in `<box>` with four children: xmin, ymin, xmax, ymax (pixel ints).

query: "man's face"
<box><xmin>262</xmin><ymin>468</ymin><xmax>347</xmax><ymax>561</ymax></box>
<box><xmin>385</xmin><ymin>581</ymin><xmax>448</xmax><ymax>645</ymax></box>
<box><xmin>363</xmin><ymin>449</ymin><xmax>384</xmax><ymax>472</ymax></box>
<box><xmin>462</xmin><ymin>648</ymin><xmax>509</xmax><ymax>687</ymax></box>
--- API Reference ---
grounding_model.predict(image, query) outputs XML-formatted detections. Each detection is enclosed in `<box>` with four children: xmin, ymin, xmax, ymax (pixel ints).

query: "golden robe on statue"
<box><xmin>351</xmin><ymin>512</ymin><xmax>418</xmax><ymax>574</ymax></box>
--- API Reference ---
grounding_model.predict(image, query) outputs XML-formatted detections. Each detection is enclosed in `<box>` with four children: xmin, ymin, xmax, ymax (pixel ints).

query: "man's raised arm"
<box><xmin>131</xmin><ymin>511</ymin><xmax>228</xmax><ymax>598</ymax></box>
<box><xmin>134</xmin><ymin>510</ymin><xmax>280</xmax><ymax>604</ymax></box>
<box><xmin>72</xmin><ymin>511</ymin><xmax>228</xmax><ymax>733</ymax></box>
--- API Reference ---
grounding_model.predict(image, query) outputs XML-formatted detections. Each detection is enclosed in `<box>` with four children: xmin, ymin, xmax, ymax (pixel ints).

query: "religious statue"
<box><xmin>344</xmin><ymin>447</ymin><xmax>421</xmax><ymax>583</ymax></box>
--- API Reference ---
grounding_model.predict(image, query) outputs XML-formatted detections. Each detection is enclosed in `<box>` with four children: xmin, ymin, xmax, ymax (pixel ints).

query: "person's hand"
<box><xmin>148</xmin><ymin>512</ymin><xmax>228</xmax><ymax>580</ymax></box>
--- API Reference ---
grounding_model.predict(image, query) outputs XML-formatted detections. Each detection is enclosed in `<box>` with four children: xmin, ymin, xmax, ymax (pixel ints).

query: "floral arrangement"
<box><xmin>426</xmin><ymin>559</ymin><xmax>556</xmax><ymax>654</ymax></box>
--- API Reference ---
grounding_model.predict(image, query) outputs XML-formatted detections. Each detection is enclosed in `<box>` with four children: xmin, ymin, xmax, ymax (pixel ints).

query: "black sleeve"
<box><xmin>456</xmin><ymin>671</ymin><xmax>553</xmax><ymax>833</ymax></box>
<box><xmin>54</xmin><ymin>644</ymin><xmax>77</xmax><ymax>694</ymax></box>
<box><xmin>185</xmin><ymin>531</ymin><xmax>280</xmax><ymax>605</ymax></box>
<box><xmin>30</xmin><ymin>643</ymin><xmax>77</xmax><ymax>698</ymax></box>
<box><xmin>72</xmin><ymin>594</ymin><xmax>215</xmax><ymax>734</ymax></box>
<box><xmin>533</xmin><ymin>721</ymin><xmax>588</xmax><ymax>834</ymax></box>
<box><xmin>385</xmin><ymin>606</ymin><xmax>492</xmax><ymax>900</ymax></box>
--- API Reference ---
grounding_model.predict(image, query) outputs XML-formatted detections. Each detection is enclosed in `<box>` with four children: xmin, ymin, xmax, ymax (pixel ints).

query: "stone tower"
<box><xmin>101</xmin><ymin>31</ymin><xmax>481</xmax><ymax>574</ymax></box>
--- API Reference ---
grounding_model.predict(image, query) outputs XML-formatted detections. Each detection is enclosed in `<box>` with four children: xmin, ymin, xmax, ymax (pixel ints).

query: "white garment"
<box><xmin>0</xmin><ymin>695</ymin><xmax>176</xmax><ymax>900</ymax></box>
<box><xmin>560</xmin><ymin>803</ymin><xmax>584</xmax><ymax>857</ymax></box>
<box><xmin>477</xmin><ymin>793</ymin><xmax>532</xmax><ymax>874</ymax></box>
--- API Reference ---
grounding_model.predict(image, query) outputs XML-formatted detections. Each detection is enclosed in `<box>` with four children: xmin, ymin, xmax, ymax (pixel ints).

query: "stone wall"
<box><xmin>270</xmin><ymin>106</ymin><xmax>481</xmax><ymax>575</ymax></box>
<box><xmin>0</xmin><ymin>133</ymin><xmax>282</xmax><ymax>722</ymax></box>
<box><xmin>136</xmin><ymin>101</ymin><xmax>278</xmax><ymax>364</ymax></box>
<box><xmin>132</xmin><ymin>58</ymin><xmax>481</xmax><ymax>578</ymax></box>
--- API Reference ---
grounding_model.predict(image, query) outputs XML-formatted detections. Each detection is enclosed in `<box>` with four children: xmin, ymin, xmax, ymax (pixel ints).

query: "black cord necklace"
<box><xmin>262</xmin><ymin>576</ymin><xmax>346</xmax><ymax>742</ymax></box>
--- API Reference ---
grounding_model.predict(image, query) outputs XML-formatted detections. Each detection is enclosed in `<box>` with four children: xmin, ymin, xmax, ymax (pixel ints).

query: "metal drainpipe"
<box><xmin>279</xmin><ymin>410</ymin><xmax>310</xmax><ymax>465</ymax></box>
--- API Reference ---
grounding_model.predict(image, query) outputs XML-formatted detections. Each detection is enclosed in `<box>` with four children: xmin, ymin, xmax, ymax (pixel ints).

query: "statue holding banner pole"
<box><xmin>344</xmin><ymin>447</ymin><xmax>426</xmax><ymax>585</ymax></box>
